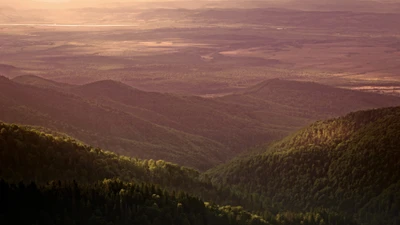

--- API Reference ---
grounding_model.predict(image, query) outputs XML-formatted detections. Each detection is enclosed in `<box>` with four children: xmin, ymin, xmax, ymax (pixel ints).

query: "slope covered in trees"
<box><xmin>206</xmin><ymin>107</ymin><xmax>400</xmax><ymax>225</ymax></box>
<box><xmin>0</xmin><ymin>179</ymin><xmax>268</xmax><ymax>225</ymax></box>
<box><xmin>0</xmin><ymin>122</ymin><xmax>357</xmax><ymax>225</ymax></box>
<box><xmin>0</xmin><ymin>121</ymin><xmax>281</xmax><ymax>214</ymax></box>
<box><xmin>0</xmin><ymin>122</ymin><xmax>230</xmax><ymax>205</ymax></box>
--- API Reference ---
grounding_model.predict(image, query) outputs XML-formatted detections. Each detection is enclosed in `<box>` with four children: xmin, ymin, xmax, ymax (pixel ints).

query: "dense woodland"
<box><xmin>207</xmin><ymin>107</ymin><xmax>400</xmax><ymax>225</ymax></box>
<box><xmin>0</xmin><ymin>179</ymin><xmax>268</xmax><ymax>225</ymax></box>
<box><xmin>0</xmin><ymin>122</ymin><xmax>357</xmax><ymax>225</ymax></box>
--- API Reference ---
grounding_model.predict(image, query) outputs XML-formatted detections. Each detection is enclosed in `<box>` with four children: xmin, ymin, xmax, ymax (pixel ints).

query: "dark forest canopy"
<box><xmin>0</xmin><ymin>179</ymin><xmax>269</xmax><ymax>225</ymax></box>
<box><xmin>206</xmin><ymin>106</ymin><xmax>400</xmax><ymax>225</ymax></box>
<box><xmin>0</xmin><ymin>122</ymin><xmax>357</xmax><ymax>225</ymax></box>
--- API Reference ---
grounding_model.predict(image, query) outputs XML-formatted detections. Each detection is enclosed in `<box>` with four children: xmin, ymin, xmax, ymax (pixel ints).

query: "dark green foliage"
<box><xmin>207</xmin><ymin>107</ymin><xmax>400</xmax><ymax>225</ymax></box>
<box><xmin>0</xmin><ymin>121</ymin><xmax>279</xmax><ymax>216</ymax></box>
<box><xmin>0</xmin><ymin>179</ymin><xmax>357</xmax><ymax>225</ymax></box>
<box><xmin>0</xmin><ymin>179</ymin><xmax>267</xmax><ymax>225</ymax></box>
<box><xmin>0</xmin><ymin>122</ymin><xmax>357</xmax><ymax>225</ymax></box>
<box><xmin>0</xmin><ymin>122</ymin><xmax>238</xmax><ymax>208</ymax></box>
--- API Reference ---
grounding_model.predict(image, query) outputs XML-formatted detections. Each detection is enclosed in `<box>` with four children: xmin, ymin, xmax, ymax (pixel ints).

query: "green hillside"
<box><xmin>0</xmin><ymin>122</ymin><xmax>356</xmax><ymax>225</ymax></box>
<box><xmin>0</xmin><ymin>122</ymin><xmax>228</xmax><ymax>204</ymax></box>
<box><xmin>206</xmin><ymin>107</ymin><xmax>400</xmax><ymax>225</ymax></box>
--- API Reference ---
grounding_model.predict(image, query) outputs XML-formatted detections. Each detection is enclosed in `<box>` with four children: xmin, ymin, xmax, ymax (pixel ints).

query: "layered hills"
<box><xmin>0</xmin><ymin>76</ymin><xmax>227</xmax><ymax>170</ymax></box>
<box><xmin>2</xmin><ymin>75</ymin><xmax>400</xmax><ymax>170</ymax></box>
<box><xmin>206</xmin><ymin>106</ymin><xmax>400</xmax><ymax>225</ymax></box>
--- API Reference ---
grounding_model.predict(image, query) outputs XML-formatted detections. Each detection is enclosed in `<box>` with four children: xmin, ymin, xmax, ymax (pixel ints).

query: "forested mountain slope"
<box><xmin>0</xmin><ymin>179</ymin><xmax>269</xmax><ymax>225</ymax></box>
<box><xmin>206</xmin><ymin>107</ymin><xmax>400</xmax><ymax>225</ymax></box>
<box><xmin>0</xmin><ymin>122</ymin><xmax>357</xmax><ymax>225</ymax></box>
<box><xmin>0</xmin><ymin>122</ymin><xmax>279</xmax><ymax>213</ymax></box>
<box><xmin>0</xmin><ymin>122</ymin><xmax>224</xmax><ymax>203</ymax></box>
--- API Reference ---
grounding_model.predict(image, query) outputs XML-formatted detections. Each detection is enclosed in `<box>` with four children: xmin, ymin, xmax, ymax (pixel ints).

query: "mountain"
<box><xmin>5</xmin><ymin>75</ymin><xmax>400</xmax><ymax>170</ymax></box>
<box><xmin>0</xmin><ymin>76</ymin><xmax>227</xmax><ymax>170</ymax></box>
<box><xmin>206</xmin><ymin>106</ymin><xmax>400</xmax><ymax>225</ymax></box>
<box><xmin>0</xmin><ymin>121</ymin><xmax>357</xmax><ymax>225</ymax></box>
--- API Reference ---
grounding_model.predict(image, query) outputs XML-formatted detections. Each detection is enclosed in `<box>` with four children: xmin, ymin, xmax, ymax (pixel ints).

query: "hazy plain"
<box><xmin>1</xmin><ymin>1</ymin><xmax>400</xmax><ymax>96</ymax></box>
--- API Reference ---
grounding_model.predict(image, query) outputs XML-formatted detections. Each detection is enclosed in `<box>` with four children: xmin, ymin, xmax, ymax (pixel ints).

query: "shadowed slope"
<box><xmin>0</xmin><ymin>76</ymin><xmax>226</xmax><ymax>170</ymax></box>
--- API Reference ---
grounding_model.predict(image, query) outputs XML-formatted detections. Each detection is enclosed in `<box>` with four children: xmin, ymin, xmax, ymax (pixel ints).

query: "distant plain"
<box><xmin>1</xmin><ymin>5</ymin><xmax>400</xmax><ymax>96</ymax></box>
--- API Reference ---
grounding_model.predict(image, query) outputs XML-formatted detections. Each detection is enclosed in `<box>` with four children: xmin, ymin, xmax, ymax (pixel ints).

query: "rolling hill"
<box><xmin>206</xmin><ymin>106</ymin><xmax>400</xmax><ymax>225</ymax></box>
<box><xmin>5</xmin><ymin>75</ymin><xmax>400</xmax><ymax>170</ymax></box>
<box><xmin>0</xmin><ymin>76</ymin><xmax>227</xmax><ymax>170</ymax></box>
<box><xmin>0</xmin><ymin>121</ymin><xmax>357</xmax><ymax>225</ymax></box>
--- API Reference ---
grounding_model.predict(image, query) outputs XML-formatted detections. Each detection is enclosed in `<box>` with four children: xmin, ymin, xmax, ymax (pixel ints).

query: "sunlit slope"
<box><xmin>206</xmin><ymin>107</ymin><xmax>400</xmax><ymax>225</ymax></box>
<box><xmin>0</xmin><ymin>76</ymin><xmax>227</xmax><ymax>169</ymax></box>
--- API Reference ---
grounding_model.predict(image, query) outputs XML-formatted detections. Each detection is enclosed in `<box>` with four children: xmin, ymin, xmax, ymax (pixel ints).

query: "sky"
<box><xmin>2</xmin><ymin>0</ymin><xmax>399</xmax><ymax>10</ymax></box>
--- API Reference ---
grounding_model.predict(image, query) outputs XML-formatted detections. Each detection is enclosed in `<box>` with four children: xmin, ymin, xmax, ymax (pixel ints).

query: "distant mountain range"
<box><xmin>1</xmin><ymin>75</ymin><xmax>400</xmax><ymax>170</ymax></box>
